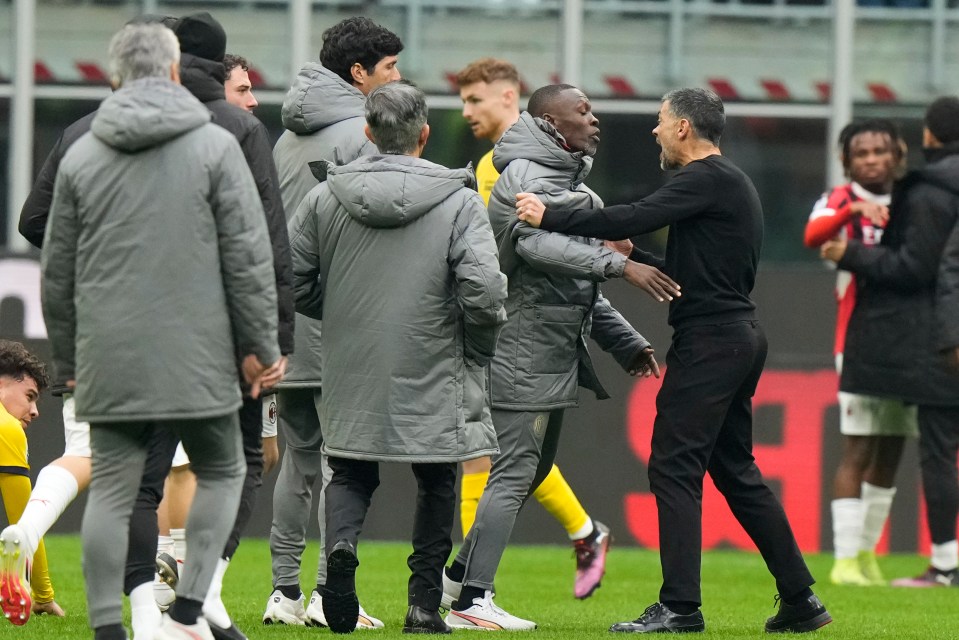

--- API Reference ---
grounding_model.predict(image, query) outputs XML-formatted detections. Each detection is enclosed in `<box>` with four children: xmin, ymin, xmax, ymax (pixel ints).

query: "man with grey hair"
<box><xmin>264</xmin><ymin>16</ymin><xmax>401</xmax><ymax>630</ymax></box>
<box><xmin>41</xmin><ymin>22</ymin><xmax>280</xmax><ymax>640</ymax></box>
<box><xmin>289</xmin><ymin>80</ymin><xmax>507</xmax><ymax>635</ymax></box>
<box><xmin>518</xmin><ymin>88</ymin><xmax>830</xmax><ymax>634</ymax></box>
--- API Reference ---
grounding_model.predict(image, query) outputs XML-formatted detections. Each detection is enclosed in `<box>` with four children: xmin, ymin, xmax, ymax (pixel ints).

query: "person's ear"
<box><xmin>350</xmin><ymin>62</ymin><xmax>366</xmax><ymax>87</ymax></box>
<box><xmin>418</xmin><ymin>123</ymin><xmax>430</xmax><ymax>148</ymax></box>
<box><xmin>170</xmin><ymin>61</ymin><xmax>181</xmax><ymax>85</ymax></box>
<box><xmin>364</xmin><ymin>124</ymin><xmax>375</xmax><ymax>144</ymax></box>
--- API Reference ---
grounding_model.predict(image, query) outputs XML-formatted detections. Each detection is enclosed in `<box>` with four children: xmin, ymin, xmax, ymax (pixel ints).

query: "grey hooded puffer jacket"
<box><xmin>289</xmin><ymin>154</ymin><xmax>508</xmax><ymax>463</ymax></box>
<box><xmin>42</xmin><ymin>77</ymin><xmax>279</xmax><ymax>422</ymax></box>
<box><xmin>273</xmin><ymin>63</ymin><xmax>378</xmax><ymax>388</ymax></box>
<box><xmin>487</xmin><ymin>112</ymin><xmax>650</xmax><ymax>411</ymax></box>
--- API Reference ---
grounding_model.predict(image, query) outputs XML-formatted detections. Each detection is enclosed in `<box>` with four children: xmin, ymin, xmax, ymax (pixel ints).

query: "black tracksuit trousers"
<box><xmin>648</xmin><ymin>319</ymin><xmax>814</xmax><ymax>608</ymax></box>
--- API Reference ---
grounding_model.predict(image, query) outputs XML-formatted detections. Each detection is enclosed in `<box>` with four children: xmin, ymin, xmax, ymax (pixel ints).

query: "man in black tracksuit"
<box><xmin>822</xmin><ymin>96</ymin><xmax>959</xmax><ymax>587</ymax></box>
<box><xmin>517</xmin><ymin>88</ymin><xmax>830</xmax><ymax>635</ymax></box>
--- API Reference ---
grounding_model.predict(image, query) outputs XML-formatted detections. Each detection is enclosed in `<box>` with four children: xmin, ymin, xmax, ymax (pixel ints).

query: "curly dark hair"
<box><xmin>319</xmin><ymin>17</ymin><xmax>403</xmax><ymax>86</ymax></box>
<box><xmin>838</xmin><ymin>118</ymin><xmax>904</xmax><ymax>174</ymax></box>
<box><xmin>223</xmin><ymin>53</ymin><xmax>250</xmax><ymax>77</ymax></box>
<box><xmin>0</xmin><ymin>340</ymin><xmax>49</xmax><ymax>390</ymax></box>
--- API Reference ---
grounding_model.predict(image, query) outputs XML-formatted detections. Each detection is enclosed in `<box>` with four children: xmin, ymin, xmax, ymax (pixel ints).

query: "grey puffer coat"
<box><xmin>273</xmin><ymin>63</ymin><xmax>377</xmax><ymax>388</ymax></box>
<box><xmin>289</xmin><ymin>154</ymin><xmax>507</xmax><ymax>462</ymax></box>
<box><xmin>42</xmin><ymin>77</ymin><xmax>280</xmax><ymax>423</ymax></box>
<box><xmin>488</xmin><ymin>112</ymin><xmax>650</xmax><ymax>411</ymax></box>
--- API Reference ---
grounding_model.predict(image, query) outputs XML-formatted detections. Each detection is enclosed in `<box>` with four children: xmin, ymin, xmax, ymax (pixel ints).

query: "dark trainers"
<box><xmin>609</xmin><ymin>602</ymin><xmax>705</xmax><ymax>633</ymax></box>
<box><xmin>890</xmin><ymin>566</ymin><xmax>959</xmax><ymax>587</ymax></box>
<box><xmin>403</xmin><ymin>605</ymin><xmax>451</xmax><ymax>634</ymax></box>
<box><xmin>323</xmin><ymin>541</ymin><xmax>359</xmax><ymax>634</ymax></box>
<box><xmin>764</xmin><ymin>594</ymin><xmax>832</xmax><ymax>633</ymax></box>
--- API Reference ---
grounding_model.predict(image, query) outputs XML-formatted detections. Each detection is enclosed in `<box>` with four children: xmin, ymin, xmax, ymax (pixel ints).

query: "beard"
<box><xmin>660</xmin><ymin>149</ymin><xmax>680</xmax><ymax>171</ymax></box>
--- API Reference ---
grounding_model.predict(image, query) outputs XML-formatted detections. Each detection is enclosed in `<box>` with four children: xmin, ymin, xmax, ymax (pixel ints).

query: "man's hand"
<box><xmin>242</xmin><ymin>354</ymin><xmax>268</xmax><ymax>399</ymax></box>
<box><xmin>850</xmin><ymin>201</ymin><xmax>890</xmax><ymax>228</ymax></box>
<box><xmin>33</xmin><ymin>600</ymin><xmax>66</xmax><ymax>617</ymax></box>
<box><xmin>628</xmin><ymin>347</ymin><xmax>660</xmax><ymax>378</ymax></box>
<box><xmin>820</xmin><ymin>238</ymin><xmax>848</xmax><ymax>263</ymax></box>
<box><xmin>623</xmin><ymin>261</ymin><xmax>681</xmax><ymax>302</ymax></box>
<box><xmin>516</xmin><ymin>193</ymin><xmax>546</xmax><ymax>228</ymax></box>
<box><xmin>605</xmin><ymin>238</ymin><xmax>634</xmax><ymax>257</ymax></box>
<box><xmin>259</xmin><ymin>355</ymin><xmax>288</xmax><ymax>392</ymax></box>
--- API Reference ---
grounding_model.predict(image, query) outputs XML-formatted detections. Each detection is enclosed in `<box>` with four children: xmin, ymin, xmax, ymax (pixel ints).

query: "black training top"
<box><xmin>540</xmin><ymin>154</ymin><xmax>763</xmax><ymax>330</ymax></box>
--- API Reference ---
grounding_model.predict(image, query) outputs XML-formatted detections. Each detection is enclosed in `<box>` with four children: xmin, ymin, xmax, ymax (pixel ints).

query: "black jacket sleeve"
<box><xmin>239</xmin><ymin>121</ymin><xmax>296</xmax><ymax>355</ymax></box>
<box><xmin>19</xmin><ymin>137</ymin><xmax>65</xmax><ymax>248</ymax></box>
<box><xmin>541</xmin><ymin>166</ymin><xmax>716</xmax><ymax>240</ymax></box>
<box><xmin>937</xmin><ymin>218</ymin><xmax>959</xmax><ymax>351</ymax></box>
<box><xmin>838</xmin><ymin>183</ymin><xmax>956</xmax><ymax>294</ymax></box>
<box><xmin>629</xmin><ymin>246</ymin><xmax>666</xmax><ymax>270</ymax></box>
<box><xmin>19</xmin><ymin>111</ymin><xmax>97</xmax><ymax>248</ymax></box>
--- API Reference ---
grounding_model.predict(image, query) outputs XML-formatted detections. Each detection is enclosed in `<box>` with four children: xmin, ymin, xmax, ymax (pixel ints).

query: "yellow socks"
<box><xmin>460</xmin><ymin>471</ymin><xmax>489</xmax><ymax>537</ymax></box>
<box><xmin>533</xmin><ymin>465</ymin><xmax>591</xmax><ymax>539</ymax></box>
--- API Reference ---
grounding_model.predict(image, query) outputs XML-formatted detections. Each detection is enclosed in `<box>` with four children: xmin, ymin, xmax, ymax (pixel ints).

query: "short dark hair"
<box><xmin>527</xmin><ymin>84</ymin><xmax>577</xmax><ymax>119</ymax></box>
<box><xmin>662</xmin><ymin>88</ymin><xmax>725</xmax><ymax>145</ymax></box>
<box><xmin>455</xmin><ymin>58</ymin><xmax>520</xmax><ymax>89</ymax></box>
<box><xmin>223</xmin><ymin>53</ymin><xmax>249</xmax><ymax>77</ymax></box>
<box><xmin>925</xmin><ymin>96</ymin><xmax>959</xmax><ymax>145</ymax></box>
<box><xmin>366</xmin><ymin>80</ymin><xmax>428</xmax><ymax>155</ymax></box>
<box><xmin>838</xmin><ymin>118</ymin><xmax>904</xmax><ymax>172</ymax></box>
<box><xmin>0</xmin><ymin>340</ymin><xmax>48</xmax><ymax>391</ymax></box>
<box><xmin>320</xmin><ymin>17</ymin><xmax>403</xmax><ymax>86</ymax></box>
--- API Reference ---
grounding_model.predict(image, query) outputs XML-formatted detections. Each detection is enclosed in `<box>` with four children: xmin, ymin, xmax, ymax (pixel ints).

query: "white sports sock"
<box><xmin>860</xmin><ymin>482</ymin><xmax>896</xmax><ymax>552</ymax></box>
<box><xmin>130</xmin><ymin>581</ymin><xmax>162</xmax><ymax>640</ymax></box>
<box><xmin>170</xmin><ymin>528</ymin><xmax>186</xmax><ymax>563</ymax></box>
<box><xmin>569</xmin><ymin>519</ymin><xmax>594</xmax><ymax>541</ymax></box>
<box><xmin>931</xmin><ymin>540</ymin><xmax>959</xmax><ymax>572</ymax></box>
<box><xmin>831</xmin><ymin>498</ymin><xmax>863</xmax><ymax>560</ymax></box>
<box><xmin>202</xmin><ymin>557</ymin><xmax>232</xmax><ymax>628</ymax></box>
<box><xmin>157</xmin><ymin>535</ymin><xmax>175</xmax><ymax>557</ymax></box>
<box><xmin>16</xmin><ymin>464</ymin><xmax>80</xmax><ymax>556</ymax></box>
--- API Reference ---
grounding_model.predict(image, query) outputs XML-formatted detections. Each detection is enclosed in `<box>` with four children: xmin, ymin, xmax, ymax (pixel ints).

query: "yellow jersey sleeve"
<box><xmin>475</xmin><ymin>149</ymin><xmax>500</xmax><ymax>207</ymax></box>
<box><xmin>0</xmin><ymin>404</ymin><xmax>28</xmax><ymax>474</ymax></box>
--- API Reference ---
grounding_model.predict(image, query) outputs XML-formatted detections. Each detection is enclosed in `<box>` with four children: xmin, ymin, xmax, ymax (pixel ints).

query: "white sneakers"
<box><xmin>445</xmin><ymin>591</ymin><xmax>537</xmax><ymax>631</ymax></box>
<box><xmin>262</xmin><ymin>589</ymin><xmax>308</xmax><ymax>625</ymax></box>
<box><xmin>261</xmin><ymin>589</ymin><xmax>384</xmax><ymax>630</ymax></box>
<box><xmin>153</xmin><ymin>574</ymin><xmax>176</xmax><ymax>612</ymax></box>
<box><xmin>307</xmin><ymin>590</ymin><xmax>384</xmax><ymax>630</ymax></box>
<box><xmin>154</xmin><ymin>613</ymin><xmax>214</xmax><ymax>640</ymax></box>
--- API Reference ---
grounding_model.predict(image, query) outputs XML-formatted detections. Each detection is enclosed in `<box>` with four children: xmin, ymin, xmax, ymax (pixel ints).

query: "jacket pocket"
<box><xmin>523</xmin><ymin>304</ymin><xmax>587</xmax><ymax>375</ymax></box>
<box><xmin>463</xmin><ymin>359</ymin><xmax>489</xmax><ymax>423</ymax></box>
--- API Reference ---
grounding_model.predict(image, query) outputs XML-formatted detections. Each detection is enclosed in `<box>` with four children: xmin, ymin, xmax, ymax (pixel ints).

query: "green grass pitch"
<box><xmin>16</xmin><ymin>535</ymin><xmax>959</xmax><ymax>639</ymax></box>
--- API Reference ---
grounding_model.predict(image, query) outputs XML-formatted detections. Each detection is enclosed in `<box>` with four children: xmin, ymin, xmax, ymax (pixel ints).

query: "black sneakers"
<box><xmin>764</xmin><ymin>594</ymin><xmax>832</xmax><ymax>633</ymax></box>
<box><xmin>403</xmin><ymin>605</ymin><xmax>451</xmax><ymax>634</ymax></box>
<box><xmin>323</xmin><ymin>540</ymin><xmax>360</xmax><ymax>634</ymax></box>
<box><xmin>609</xmin><ymin>602</ymin><xmax>705</xmax><ymax>633</ymax></box>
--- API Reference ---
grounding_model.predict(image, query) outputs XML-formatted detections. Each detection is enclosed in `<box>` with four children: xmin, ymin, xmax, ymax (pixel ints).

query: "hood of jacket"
<box><xmin>179</xmin><ymin>53</ymin><xmax>227</xmax><ymax>104</ymax></box>
<box><xmin>91</xmin><ymin>77</ymin><xmax>211</xmax><ymax>152</ymax></box>
<box><xmin>920</xmin><ymin>142</ymin><xmax>959</xmax><ymax>196</ymax></box>
<box><xmin>493</xmin><ymin>111</ymin><xmax>593</xmax><ymax>186</ymax></box>
<box><xmin>281</xmin><ymin>63</ymin><xmax>366</xmax><ymax>135</ymax></box>
<box><xmin>325</xmin><ymin>155</ymin><xmax>476</xmax><ymax>229</ymax></box>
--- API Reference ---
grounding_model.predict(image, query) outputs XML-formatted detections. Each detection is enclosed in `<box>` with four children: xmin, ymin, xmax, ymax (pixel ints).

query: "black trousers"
<box><xmin>917</xmin><ymin>404</ymin><xmax>959</xmax><ymax>545</ymax></box>
<box><xmin>648</xmin><ymin>320</ymin><xmax>813</xmax><ymax>607</ymax></box>
<box><xmin>325</xmin><ymin>456</ymin><xmax>456</xmax><ymax>610</ymax></box>
<box><xmin>124</xmin><ymin>396</ymin><xmax>263</xmax><ymax>592</ymax></box>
